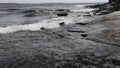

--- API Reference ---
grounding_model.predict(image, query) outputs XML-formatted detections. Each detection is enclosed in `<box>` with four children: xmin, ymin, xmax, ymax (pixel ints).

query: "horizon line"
<box><xmin>0</xmin><ymin>2</ymin><xmax>107</xmax><ymax>4</ymax></box>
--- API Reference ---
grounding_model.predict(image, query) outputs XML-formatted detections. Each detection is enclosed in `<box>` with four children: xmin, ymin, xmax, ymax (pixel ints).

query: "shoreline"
<box><xmin>0</xmin><ymin>3</ymin><xmax>120</xmax><ymax>68</ymax></box>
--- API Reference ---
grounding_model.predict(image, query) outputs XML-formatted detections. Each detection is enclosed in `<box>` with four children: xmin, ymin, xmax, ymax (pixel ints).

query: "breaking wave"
<box><xmin>73</xmin><ymin>8</ymin><xmax>95</xmax><ymax>12</ymax></box>
<box><xmin>73</xmin><ymin>4</ymin><xmax>96</xmax><ymax>12</ymax></box>
<box><xmin>0</xmin><ymin>16</ymin><xmax>80</xmax><ymax>34</ymax></box>
<box><xmin>74</xmin><ymin>5</ymin><xmax>85</xmax><ymax>8</ymax></box>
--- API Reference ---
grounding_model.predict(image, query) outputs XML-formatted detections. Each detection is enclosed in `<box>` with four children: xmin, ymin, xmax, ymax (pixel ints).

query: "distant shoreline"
<box><xmin>0</xmin><ymin>2</ymin><xmax>106</xmax><ymax>5</ymax></box>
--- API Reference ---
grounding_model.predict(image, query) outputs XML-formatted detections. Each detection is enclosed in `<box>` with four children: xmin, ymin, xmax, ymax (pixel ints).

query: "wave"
<box><xmin>0</xmin><ymin>16</ymin><xmax>78</xmax><ymax>34</ymax></box>
<box><xmin>73</xmin><ymin>4</ymin><xmax>96</xmax><ymax>13</ymax></box>
<box><xmin>73</xmin><ymin>8</ymin><xmax>95</xmax><ymax>12</ymax></box>
<box><xmin>74</xmin><ymin>5</ymin><xmax>85</xmax><ymax>8</ymax></box>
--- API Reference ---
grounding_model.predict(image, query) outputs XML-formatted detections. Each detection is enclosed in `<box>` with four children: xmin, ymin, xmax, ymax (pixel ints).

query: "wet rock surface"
<box><xmin>57</xmin><ymin>13</ymin><xmax>68</xmax><ymax>16</ymax></box>
<box><xmin>54</xmin><ymin>9</ymin><xmax>70</xmax><ymax>16</ymax></box>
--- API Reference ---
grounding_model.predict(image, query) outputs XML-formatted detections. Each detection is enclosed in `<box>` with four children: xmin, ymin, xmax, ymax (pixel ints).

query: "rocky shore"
<box><xmin>0</xmin><ymin>12</ymin><xmax>120</xmax><ymax>68</ymax></box>
<box><xmin>87</xmin><ymin>0</ymin><xmax>120</xmax><ymax>15</ymax></box>
<box><xmin>0</xmin><ymin>1</ymin><xmax>120</xmax><ymax>68</ymax></box>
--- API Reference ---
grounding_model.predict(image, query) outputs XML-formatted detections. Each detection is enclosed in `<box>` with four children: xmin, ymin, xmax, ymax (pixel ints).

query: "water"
<box><xmin>0</xmin><ymin>3</ymin><xmax>95</xmax><ymax>34</ymax></box>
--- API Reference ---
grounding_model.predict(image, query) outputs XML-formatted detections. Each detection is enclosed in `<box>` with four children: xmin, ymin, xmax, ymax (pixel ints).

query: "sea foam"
<box><xmin>0</xmin><ymin>16</ymin><xmax>77</xmax><ymax>34</ymax></box>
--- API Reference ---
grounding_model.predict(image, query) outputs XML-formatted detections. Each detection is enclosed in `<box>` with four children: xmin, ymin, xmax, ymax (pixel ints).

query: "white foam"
<box><xmin>73</xmin><ymin>8</ymin><xmax>95</xmax><ymax>13</ymax></box>
<box><xmin>74</xmin><ymin>5</ymin><xmax>85</xmax><ymax>8</ymax></box>
<box><xmin>0</xmin><ymin>16</ymin><xmax>78</xmax><ymax>34</ymax></box>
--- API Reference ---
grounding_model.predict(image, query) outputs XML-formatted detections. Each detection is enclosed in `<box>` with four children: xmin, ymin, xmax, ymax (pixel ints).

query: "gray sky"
<box><xmin>0</xmin><ymin>0</ymin><xmax>108</xmax><ymax>3</ymax></box>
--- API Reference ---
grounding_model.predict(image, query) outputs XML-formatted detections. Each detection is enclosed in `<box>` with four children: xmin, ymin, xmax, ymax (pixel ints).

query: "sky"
<box><xmin>0</xmin><ymin>0</ymin><xmax>108</xmax><ymax>3</ymax></box>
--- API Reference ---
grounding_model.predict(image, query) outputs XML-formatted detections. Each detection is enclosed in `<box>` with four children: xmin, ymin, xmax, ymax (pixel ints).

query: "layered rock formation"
<box><xmin>87</xmin><ymin>0</ymin><xmax>120</xmax><ymax>14</ymax></box>
<box><xmin>108</xmin><ymin>0</ymin><xmax>120</xmax><ymax>11</ymax></box>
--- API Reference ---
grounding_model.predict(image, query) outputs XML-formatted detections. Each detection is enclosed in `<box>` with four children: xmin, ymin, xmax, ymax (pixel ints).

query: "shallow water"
<box><xmin>0</xmin><ymin>3</ymin><xmax>96</xmax><ymax>34</ymax></box>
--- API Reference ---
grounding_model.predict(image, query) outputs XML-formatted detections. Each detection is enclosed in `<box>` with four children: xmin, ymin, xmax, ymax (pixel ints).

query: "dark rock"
<box><xmin>75</xmin><ymin>23</ymin><xmax>88</xmax><ymax>25</ymax></box>
<box><xmin>89</xmin><ymin>0</ymin><xmax>120</xmax><ymax>14</ymax></box>
<box><xmin>6</xmin><ymin>8</ymin><xmax>21</xmax><ymax>11</ymax></box>
<box><xmin>85</xmin><ymin>12</ymin><xmax>90</xmax><ymax>14</ymax></box>
<box><xmin>68</xmin><ymin>30</ymin><xmax>86</xmax><ymax>33</ymax></box>
<box><xmin>81</xmin><ymin>34</ymin><xmax>88</xmax><ymax>37</ymax></box>
<box><xmin>59</xmin><ymin>22</ymin><xmax>65</xmax><ymax>26</ymax></box>
<box><xmin>57</xmin><ymin>13</ymin><xmax>68</xmax><ymax>16</ymax></box>
<box><xmin>40</xmin><ymin>27</ymin><xmax>45</xmax><ymax>30</ymax></box>
<box><xmin>21</xmin><ymin>10</ymin><xmax>37</xmax><ymax>13</ymax></box>
<box><xmin>77</xmin><ymin>15</ymin><xmax>81</xmax><ymax>17</ymax></box>
<box><xmin>22</xmin><ymin>9</ymin><xmax>39</xmax><ymax>17</ymax></box>
<box><xmin>109</xmin><ymin>0</ymin><xmax>120</xmax><ymax>11</ymax></box>
<box><xmin>85</xmin><ymin>4</ymin><xmax>105</xmax><ymax>9</ymax></box>
<box><xmin>55</xmin><ymin>9</ymin><xmax>70</xmax><ymax>16</ymax></box>
<box><xmin>24</xmin><ymin>13</ymin><xmax>36</xmax><ymax>17</ymax></box>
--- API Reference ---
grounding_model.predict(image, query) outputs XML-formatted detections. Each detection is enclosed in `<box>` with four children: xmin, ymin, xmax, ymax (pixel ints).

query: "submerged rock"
<box><xmin>40</xmin><ymin>27</ymin><xmax>45</xmax><ymax>30</ymax></box>
<box><xmin>6</xmin><ymin>8</ymin><xmax>21</xmax><ymax>12</ymax></box>
<box><xmin>57</xmin><ymin>12</ymin><xmax>68</xmax><ymax>16</ymax></box>
<box><xmin>75</xmin><ymin>22</ymin><xmax>88</xmax><ymax>25</ymax></box>
<box><xmin>24</xmin><ymin>13</ymin><xmax>36</xmax><ymax>17</ymax></box>
<box><xmin>59</xmin><ymin>22</ymin><xmax>65</xmax><ymax>26</ymax></box>
<box><xmin>68</xmin><ymin>30</ymin><xmax>86</xmax><ymax>33</ymax></box>
<box><xmin>21</xmin><ymin>9</ymin><xmax>38</xmax><ymax>17</ymax></box>
<box><xmin>81</xmin><ymin>34</ymin><xmax>88</xmax><ymax>37</ymax></box>
<box><xmin>95</xmin><ymin>13</ymin><xmax>104</xmax><ymax>15</ymax></box>
<box><xmin>21</xmin><ymin>9</ymin><xmax>37</xmax><ymax>13</ymax></box>
<box><xmin>55</xmin><ymin>9</ymin><xmax>70</xmax><ymax>16</ymax></box>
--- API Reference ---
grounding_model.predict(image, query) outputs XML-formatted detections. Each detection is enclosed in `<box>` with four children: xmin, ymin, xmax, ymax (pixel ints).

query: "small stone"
<box><xmin>81</xmin><ymin>34</ymin><xmax>88</xmax><ymax>37</ymax></box>
<box><xmin>40</xmin><ymin>27</ymin><xmax>45</xmax><ymax>30</ymax></box>
<box><xmin>59</xmin><ymin>22</ymin><xmax>65</xmax><ymax>26</ymax></box>
<box><xmin>57</xmin><ymin>13</ymin><xmax>68</xmax><ymax>16</ymax></box>
<box><xmin>24</xmin><ymin>14</ymin><xmax>36</xmax><ymax>17</ymax></box>
<box><xmin>75</xmin><ymin>23</ymin><xmax>87</xmax><ymax>25</ymax></box>
<box><xmin>68</xmin><ymin>30</ymin><xmax>86</xmax><ymax>33</ymax></box>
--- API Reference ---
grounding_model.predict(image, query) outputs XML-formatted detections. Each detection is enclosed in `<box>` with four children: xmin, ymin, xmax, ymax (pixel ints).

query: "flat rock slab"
<box><xmin>87</xmin><ymin>11</ymin><xmax>120</xmax><ymax>46</ymax></box>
